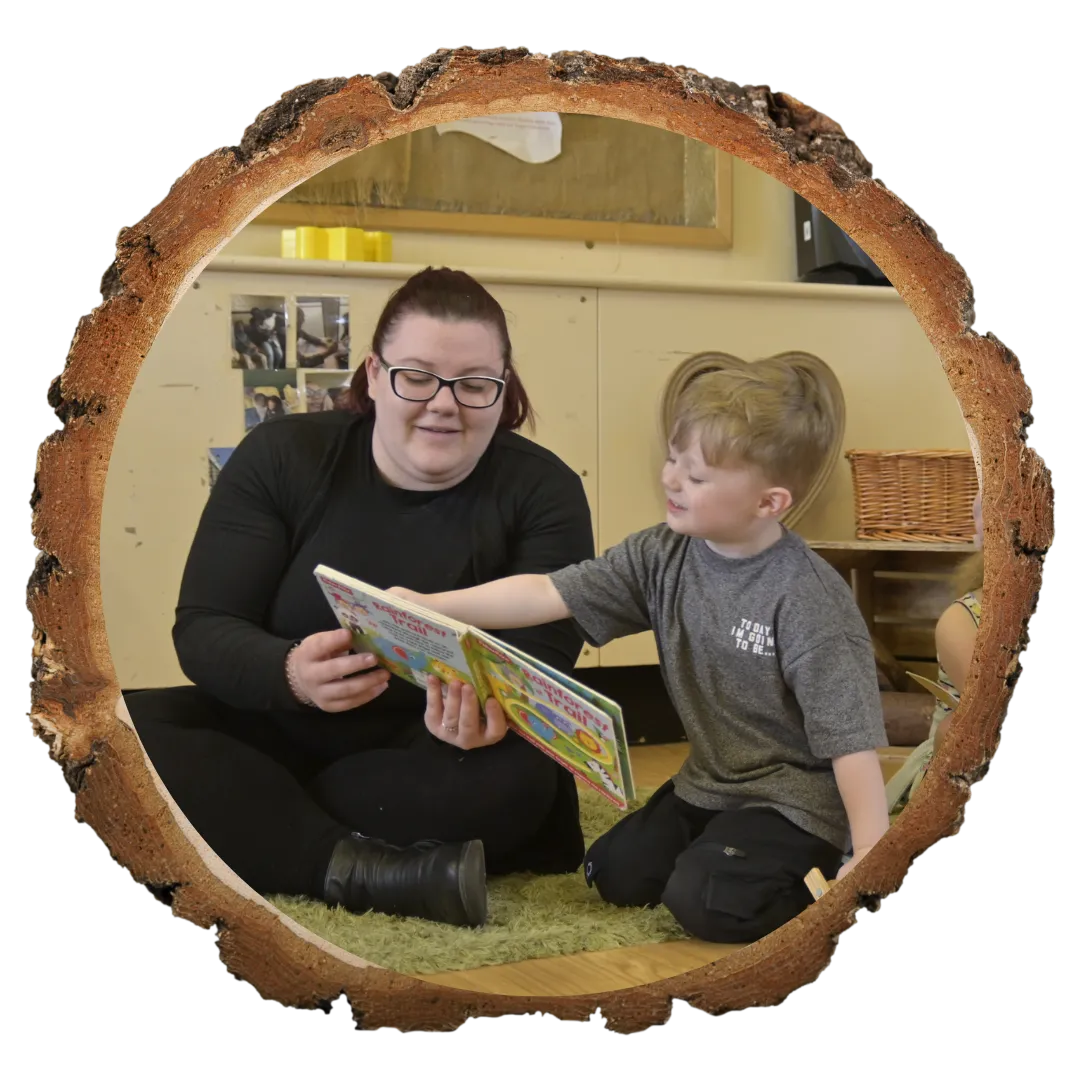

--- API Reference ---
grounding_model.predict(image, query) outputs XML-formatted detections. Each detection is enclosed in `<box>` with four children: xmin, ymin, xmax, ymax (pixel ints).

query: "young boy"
<box><xmin>392</xmin><ymin>356</ymin><xmax>889</xmax><ymax>943</ymax></box>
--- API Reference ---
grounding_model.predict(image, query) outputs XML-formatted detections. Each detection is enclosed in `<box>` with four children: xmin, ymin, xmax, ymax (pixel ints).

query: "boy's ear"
<box><xmin>760</xmin><ymin>486</ymin><xmax>794</xmax><ymax>518</ymax></box>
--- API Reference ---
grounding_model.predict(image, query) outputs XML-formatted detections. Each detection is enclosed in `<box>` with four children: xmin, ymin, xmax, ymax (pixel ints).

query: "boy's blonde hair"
<box><xmin>666</xmin><ymin>351</ymin><xmax>844</xmax><ymax>505</ymax></box>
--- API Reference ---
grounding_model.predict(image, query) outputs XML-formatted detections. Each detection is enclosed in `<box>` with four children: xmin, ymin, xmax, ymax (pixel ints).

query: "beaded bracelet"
<box><xmin>285</xmin><ymin>641</ymin><xmax>317</xmax><ymax>707</ymax></box>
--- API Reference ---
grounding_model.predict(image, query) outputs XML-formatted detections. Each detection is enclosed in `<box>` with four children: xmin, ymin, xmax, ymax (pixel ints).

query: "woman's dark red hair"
<box><xmin>348</xmin><ymin>267</ymin><xmax>535</xmax><ymax>431</ymax></box>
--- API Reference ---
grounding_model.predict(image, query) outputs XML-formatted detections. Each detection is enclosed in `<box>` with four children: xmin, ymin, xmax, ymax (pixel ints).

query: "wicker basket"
<box><xmin>846</xmin><ymin>449</ymin><xmax>979</xmax><ymax>542</ymax></box>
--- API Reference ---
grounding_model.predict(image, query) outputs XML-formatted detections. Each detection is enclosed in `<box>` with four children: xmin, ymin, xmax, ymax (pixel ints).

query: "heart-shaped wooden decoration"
<box><xmin>659</xmin><ymin>350</ymin><xmax>847</xmax><ymax>530</ymax></box>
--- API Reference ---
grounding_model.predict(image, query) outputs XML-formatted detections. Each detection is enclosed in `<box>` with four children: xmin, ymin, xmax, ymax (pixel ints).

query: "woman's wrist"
<box><xmin>285</xmin><ymin>641</ymin><xmax>316</xmax><ymax>707</ymax></box>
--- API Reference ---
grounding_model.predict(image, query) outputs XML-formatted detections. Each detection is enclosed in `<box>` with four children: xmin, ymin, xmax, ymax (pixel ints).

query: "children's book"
<box><xmin>313</xmin><ymin>564</ymin><xmax>635</xmax><ymax>809</ymax></box>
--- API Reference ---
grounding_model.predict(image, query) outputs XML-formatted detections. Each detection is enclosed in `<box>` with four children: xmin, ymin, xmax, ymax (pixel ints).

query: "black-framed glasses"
<box><xmin>376</xmin><ymin>357</ymin><xmax>507</xmax><ymax>409</ymax></box>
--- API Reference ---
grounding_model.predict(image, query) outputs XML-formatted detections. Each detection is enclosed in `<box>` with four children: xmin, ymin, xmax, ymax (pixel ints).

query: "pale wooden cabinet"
<box><xmin>482</xmin><ymin>282</ymin><xmax>600</xmax><ymax>667</ymax></box>
<box><xmin>593</xmin><ymin>287</ymin><xmax>969</xmax><ymax>667</ymax></box>
<box><xmin>101</xmin><ymin>261</ymin><xmax>967</xmax><ymax>689</ymax></box>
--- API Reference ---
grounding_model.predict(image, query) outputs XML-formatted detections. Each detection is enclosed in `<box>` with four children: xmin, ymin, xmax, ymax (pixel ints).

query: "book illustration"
<box><xmin>463</xmin><ymin>632</ymin><xmax>633</xmax><ymax>806</ymax></box>
<box><xmin>370</xmin><ymin>637</ymin><xmax>428</xmax><ymax>670</ymax></box>
<box><xmin>429</xmin><ymin>658</ymin><xmax>468</xmax><ymax>684</ymax></box>
<box><xmin>483</xmin><ymin>630</ymin><xmax>639</xmax><ymax>794</ymax></box>
<box><xmin>479</xmin><ymin>639</ymin><xmax>619</xmax><ymax>742</ymax></box>
<box><xmin>485</xmin><ymin>680</ymin><xmax>628</xmax><ymax>807</ymax></box>
<box><xmin>339</xmin><ymin>602</ymin><xmax>383</xmax><ymax>637</ymax></box>
<box><xmin>499</xmin><ymin>694</ymin><xmax>615</xmax><ymax>767</ymax></box>
<box><xmin>500</xmin><ymin>699</ymin><xmax>588</xmax><ymax>763</ymax></box>
<box><xmin>317</xmin><ymin>577</ymin><xmax>480</xmax><ymax>695</ymax></box>
<box><xmin>312</xmin><ymin>564</ymin><xmax>634</xmax><ymax>809</ymax></box>
<box><xmin>586</xmin><ymin>760</ymin><xmax>621</xmax><ymax>799</ymax></box>
<box><xmin>363</xmin><ymin>635</ymin><xmax>432</xmax><ymax>687</ymax></box>
<box><xmin>487</xmin><ymin>636</ymin><xmax>635</xmax><ymax>803</ymax></box>
<box><xmin>491</xmin><ymin>637</ymin><xmax>627</xmax><ymax>728</ymax></box>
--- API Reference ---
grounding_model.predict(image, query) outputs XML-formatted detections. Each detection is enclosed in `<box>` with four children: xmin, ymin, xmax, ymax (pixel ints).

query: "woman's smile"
<box><xmin>415</xmin><ymin>422</ymin><xmax>463</xmax><ymax>437</ymax></box>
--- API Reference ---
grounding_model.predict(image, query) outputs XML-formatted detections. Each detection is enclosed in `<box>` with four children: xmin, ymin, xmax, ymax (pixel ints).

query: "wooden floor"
<box><xmin>415</xmin><ymin>742</ymin><xmax>914</xmax><ymax>997</ymax></box>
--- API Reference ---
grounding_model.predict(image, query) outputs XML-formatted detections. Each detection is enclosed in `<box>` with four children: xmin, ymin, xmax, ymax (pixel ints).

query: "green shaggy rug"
<box><xmin>268</xmin><ymin>787</ymin><xmax>691</xmax><ymax>975</ymax></box>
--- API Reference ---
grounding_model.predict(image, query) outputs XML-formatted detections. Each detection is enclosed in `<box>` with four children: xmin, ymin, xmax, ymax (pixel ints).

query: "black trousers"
<box><xmin>126</xmin><ymin>686</ymin><xmax>584</xmax><ymax>901</ymax></box>
<box><xmin>583</xmin><ymin>780</ymin><xmax>844</xmax><ymax>943</ymax></box>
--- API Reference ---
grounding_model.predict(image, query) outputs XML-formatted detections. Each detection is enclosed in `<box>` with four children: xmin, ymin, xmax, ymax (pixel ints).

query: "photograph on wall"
<box><xmin>242</xmin><ymin>369</ymin><xmax>299</xmax><ymax>430</ymax></box>
<box><xmin>296</xmin><ymin>296</ymin><xmax>350</xmax><ymax>369</ymax></box>
<box><xmin>299</xmin><ymin>369</ymin><xmax>355</xmax><ymax>413</ymax></box>
<box><xmin>232</xmin><ymin>295</ymin><xmax>287</xmax><ymax>369</ymax></box>
<box><xmin>207</xmin><ymin>447</ymin><xmax>235</xmax><ymax>490</ymax></box>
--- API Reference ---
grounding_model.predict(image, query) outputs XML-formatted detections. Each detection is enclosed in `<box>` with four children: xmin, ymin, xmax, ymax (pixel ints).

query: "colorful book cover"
<box><xmin>313</xmin><ymin>564</ymin><xmax>635</xmax><ymax>809</ymax></box>
<box><xmin>475</xmin><ymin>636</ymin><xmax>635</xmax><ymax>810</ymax></box>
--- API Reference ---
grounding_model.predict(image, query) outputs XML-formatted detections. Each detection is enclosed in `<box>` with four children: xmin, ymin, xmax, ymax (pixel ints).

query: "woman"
<box><xmin>886</xmin><ymin>490</ymin><xmax>984</xmax><ymax>814</ymax></box>
<box><xmin>127</xmin><ymin>268</ymin><xmax>595</xmax><ymax>927</ymax></box>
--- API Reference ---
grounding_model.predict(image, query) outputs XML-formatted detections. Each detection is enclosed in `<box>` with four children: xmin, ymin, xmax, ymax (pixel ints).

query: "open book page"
<box><xmin>311</xmin><ymin>565</ymin><xmax>633</xmax><ymax>808</ymax></box>
<box><xmin>313</xmin><ymin>565</ymin><xmax>486</xmax><ymax>696</ymax></box>
<box><xmin>494</xmin><ymin>638</ymin><xmax>636</xmax><ymax>805</ymax></box>
<box><xmin>469</xmin><ymin>630</ymin><xmax>635</xmax><ymax>810</ymax></box>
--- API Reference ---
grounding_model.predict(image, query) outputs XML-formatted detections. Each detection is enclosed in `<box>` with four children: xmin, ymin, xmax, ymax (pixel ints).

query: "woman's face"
<box><xmin>367</xmin><ymin>314</ymin><xmax>506</xmax><ymax>490</ymax></box>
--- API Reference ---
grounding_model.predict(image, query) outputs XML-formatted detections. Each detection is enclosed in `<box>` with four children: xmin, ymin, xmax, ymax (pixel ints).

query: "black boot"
<box><xmin>322</xmin><ymin>834</ymin><xmax>487</xmax><ymax>928</ymax></box>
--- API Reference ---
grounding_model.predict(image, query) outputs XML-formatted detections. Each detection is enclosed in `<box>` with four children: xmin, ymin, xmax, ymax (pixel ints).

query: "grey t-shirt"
<box><xmin>549</xmin><ymin>524</ymin><xmax>887</xmax><ymax>852</ymax></box>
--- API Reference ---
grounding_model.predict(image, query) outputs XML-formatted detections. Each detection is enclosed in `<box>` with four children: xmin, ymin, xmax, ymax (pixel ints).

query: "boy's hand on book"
<box><xmin>287</xmin><ymin>628</ymin><xmax>391</xmax><ymax>712</ymax></box>
<box><xmin>424</xmin><ymin>676</ymin><xmax>508</xmax><ymax>749</ymax></box>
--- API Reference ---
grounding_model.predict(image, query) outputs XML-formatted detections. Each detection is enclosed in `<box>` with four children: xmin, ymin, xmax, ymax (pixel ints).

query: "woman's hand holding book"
<box><xmin>423</xmin><ymin>675</ymin><xmax>509</xmax><ymax>749</ymax></box>
<box><xmin>286</xmin><ymin>628</ymin><xmax>391</xmax><ymax>712</ymax></box>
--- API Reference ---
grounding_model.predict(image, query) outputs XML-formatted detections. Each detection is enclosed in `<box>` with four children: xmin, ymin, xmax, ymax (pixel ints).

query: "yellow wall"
<box><xmin>225</xmin><ymin>157</ymin><xmax>798</xmax><ymax>286</ymax></box>
<box><xmin>101</xmin><ymin>161</ymin><xmax>967</xmax><ymax>688</ymax></box>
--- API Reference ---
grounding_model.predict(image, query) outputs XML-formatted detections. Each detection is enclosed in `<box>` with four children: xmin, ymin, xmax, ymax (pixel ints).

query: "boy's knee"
<box><xmin>662</xmin><ymin>848</ymin><xmax>806</xmax><ymax>943</ymax></box>
<box><xmin>584</xmin><ymin>832</ymin><xmax>663</xmax><ymax>909</ymax></box>
<box><xmin>592</xmin><ymin>866</ymin><xmax>662</xmax><ymax>909</ymax></box>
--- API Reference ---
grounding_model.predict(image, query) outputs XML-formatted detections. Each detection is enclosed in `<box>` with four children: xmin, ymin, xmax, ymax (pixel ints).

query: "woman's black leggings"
<box><xmin>125</xmin><ymin>686</ymin><xmax>584</xmax><ymax>900</ymax></box>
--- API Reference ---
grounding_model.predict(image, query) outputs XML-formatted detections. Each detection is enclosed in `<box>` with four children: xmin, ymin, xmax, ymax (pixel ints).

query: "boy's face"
<box><xmin>662</xmin><ymin>436</ymin><xmax>790</xmax><ymax>543</ymax></box>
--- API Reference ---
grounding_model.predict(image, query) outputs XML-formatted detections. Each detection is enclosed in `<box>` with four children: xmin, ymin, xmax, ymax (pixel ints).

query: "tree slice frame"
<box><xmin>27</xmin><ymin>47</ymin><xmax>1053</xmax><ymax>1033</ymax></box>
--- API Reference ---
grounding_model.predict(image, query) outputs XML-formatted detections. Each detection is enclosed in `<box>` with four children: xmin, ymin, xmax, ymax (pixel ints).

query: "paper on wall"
<box><xmin>434</xmin><ymin>112</ymin><xmax>562</xmax><ymax>164</ymax></box>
